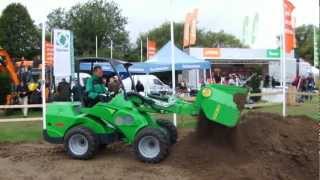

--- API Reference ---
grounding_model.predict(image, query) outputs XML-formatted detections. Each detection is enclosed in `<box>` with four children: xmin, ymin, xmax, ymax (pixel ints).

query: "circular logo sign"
<box><xmin>55</xmin><ymin>31</ymin><xmax>70</xmax><ymax>49</ymax></box>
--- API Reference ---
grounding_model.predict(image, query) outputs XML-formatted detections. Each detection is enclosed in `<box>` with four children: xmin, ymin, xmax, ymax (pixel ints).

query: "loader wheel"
<box><xmin>64</xmin><ymin>126</ymin><xmax>98</xmax><ymax>160</ymax></box>
<box><xmin>134</xmin><ymin>128</ymin><xmax>170</xmax><ymax>163</ymax></box>
<box><xmin>157</xmin><ymin>119</ymin><xmax>178</xmax><ymax>144</ymax></box>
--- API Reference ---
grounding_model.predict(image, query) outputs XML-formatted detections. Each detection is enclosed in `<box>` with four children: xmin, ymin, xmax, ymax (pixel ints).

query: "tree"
<box><xmin>47</xmin><ymin>0</ymin><xmax>129</xmax><ymax>58</ymax></box>
<box><xmin>0</xmin><ymin>72</ymin><xmax>11</xmax><ymax>104</ymax></box>
<box><xmin>135</xmin><ymin>22</ymin><xmax>245</xmax><ymax>60</ymax></box>
<box><xmin>295</xmin><ymin>24</ymin><xmax>320</xmax><ymax>65</ymax></box>
<box><xmin>0</xmin><ymin>3</ymin><xmax>40</xmax><ymax>59</ymax></box>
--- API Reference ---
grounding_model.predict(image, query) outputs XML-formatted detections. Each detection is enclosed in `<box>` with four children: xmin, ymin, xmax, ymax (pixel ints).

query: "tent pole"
<box><xmin>41</xmin><ymin>22</ymin><xmax>46</xmax><ymax>130</ymax></box>
<box><xmin>170</xmin><ymin>0</ymin><xmax>177</xmax><ymax>127</ymax></box>
<box><xmin>209</xmin><ymin>67</ymin><xmax>213</xmax><ymax>83</ymax></box>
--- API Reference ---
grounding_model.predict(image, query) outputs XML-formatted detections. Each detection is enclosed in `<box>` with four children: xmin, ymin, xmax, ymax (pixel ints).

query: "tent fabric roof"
<box><xmin>130</xmin><ymin>41</ymin><xmax>210</xmax><ymax>73</ymax></box>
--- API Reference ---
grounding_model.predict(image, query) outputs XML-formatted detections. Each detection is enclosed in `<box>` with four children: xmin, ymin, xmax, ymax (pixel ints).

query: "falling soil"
<box><xmin>0</xmin><ymin>112</ymin><xmax>318</xmax><ymax>180</ymax></box>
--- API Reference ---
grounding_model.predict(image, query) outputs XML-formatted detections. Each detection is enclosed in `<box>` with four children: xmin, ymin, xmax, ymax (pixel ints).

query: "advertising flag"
<box><xmin>189</xmin><ymin>8</ymin><xmax>198</xmax><ymax>45</ymax></box>
<box><xmin>183</xmin><ymin>13</ymin><xmax>192</xmax><ymax>47</ymax></box>
<box><xmin>147</xmin><ymin>40</ymin><xmax>157</xmax><ymax>59</ymax></box>
<box><xmin>45</xmin><ymin>42</ymin><xmax>53</xmax><ymax>66</ymax></box>
<box><xmin>284</xmin><ymin>0</ymin><xmax>295</xmax><ymax>53</ymax></box>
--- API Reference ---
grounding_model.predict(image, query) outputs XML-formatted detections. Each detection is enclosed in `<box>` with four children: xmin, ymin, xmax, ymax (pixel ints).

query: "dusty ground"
<box><xmin>0</xmin><ymin>112</ymin><xmax>318</xmax><ymax>180</ymax></box>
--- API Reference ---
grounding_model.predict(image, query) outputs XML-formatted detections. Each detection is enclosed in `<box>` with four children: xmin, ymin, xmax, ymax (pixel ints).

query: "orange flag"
<box><xmin>189</xmin><ymin>8</ymin><xmax>198</xmax><ymax>45</ymax></box>
<box><xmin>45</xmin><ymin>42</ymin><xmax>54</xmax><ymax>66</ymax></box>
<box><xmin>183</xmin><ymin>13</ymin><xmax>192</xmax><ymax>47</ymax></box>
<box><xmin>147</xmin><ymin>40</ymin><xmax>156</xmax><ymax>59</ymax></box>
<box><xmin>284</xmin><ymin>0</ymin><xmax>295</xmax><ymax>53</ymax></box>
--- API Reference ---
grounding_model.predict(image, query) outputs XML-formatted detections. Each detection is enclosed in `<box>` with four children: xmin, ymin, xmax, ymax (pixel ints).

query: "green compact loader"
<box><xmin>44</xmin><ymin>58</ymin><xmax>247</xmax><ymax>163</ymax></box>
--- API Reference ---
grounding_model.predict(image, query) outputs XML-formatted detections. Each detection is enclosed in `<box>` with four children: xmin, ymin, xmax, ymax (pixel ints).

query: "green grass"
<box><xmin>249</xmin><ymin>99</ymin><xmax>319</xmax><ymax>121</ymax></box>
<box><xmin>0</xmin><ymin>121</ymin><xmax>42</xmax><ymax>142</ymax></box>
<box><xmin>0</xmin><ymin>100</ymin><xmax>317</xmax><ymax>142</ymax></box>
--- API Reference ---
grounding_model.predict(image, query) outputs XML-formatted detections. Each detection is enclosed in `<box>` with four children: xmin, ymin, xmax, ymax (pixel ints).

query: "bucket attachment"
<box><xmin>195</xmin><ymin>84</ymin><xmax>248</xmax><ymax>127</ymax></box>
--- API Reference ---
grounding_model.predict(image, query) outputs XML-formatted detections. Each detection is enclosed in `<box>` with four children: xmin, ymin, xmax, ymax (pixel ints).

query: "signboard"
<box><xmin>266</xmin><ymin>49</ymin><xmax>281</xmax><ymax>58</ymax></box>
<box><xmin>53</xmin><ymin>29</ymin><xmax>73</xmax><ymax>76</ymax></box>
<box><xmin>203</xmin><ymin>48</ymin><xmax>220</xmax><ymax>59</ymax></box>
<box><xmin>45</xmin><ymin>42</ymin><xmax>53</xmax><ymax>66</ymax></box>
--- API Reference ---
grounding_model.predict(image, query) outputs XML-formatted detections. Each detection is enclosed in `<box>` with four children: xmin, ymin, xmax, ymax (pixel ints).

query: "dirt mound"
<box><xmin>0</xmin><ymin>112</ymin><xmax>317</xmax><ymax>180</ymax></box>
<box><xmin>166</xmin><ymin>112</ymin><xmax>318</xmax><ymax>180</ymax></box>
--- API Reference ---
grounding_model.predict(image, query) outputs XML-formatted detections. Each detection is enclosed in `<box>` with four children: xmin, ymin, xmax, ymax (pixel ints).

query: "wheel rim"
<box><xmin>69</xmin><ymin>134</ymin><xmax>89</xmax><ymax>156</ymax></box>
<box><xmin>138</xmin><ymin>136</ymin><xmax>160</xmax><ymax>159</ymax></box>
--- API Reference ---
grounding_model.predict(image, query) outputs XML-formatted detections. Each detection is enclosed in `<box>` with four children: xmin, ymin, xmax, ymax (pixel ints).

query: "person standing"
<box><xmin>136</xmin><ymin>80</ymin><xmax>144</xmax><ymax>93</ymax></box>
<box><xmin>56</xmin><ymin>78</ymin><xmax>71</xmax><ymax>101</ymax></box>
<box><xmin>17</xmin><ymin>82</ymin><xmax>28</xmax><ymax>117</ymax></box>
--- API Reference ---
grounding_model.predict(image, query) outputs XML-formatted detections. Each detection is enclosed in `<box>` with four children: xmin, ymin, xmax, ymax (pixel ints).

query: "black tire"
<box><xmin>134</xmin><ymin>127</ymin><xmax>170</xmax><ymax>163</ymax></box>
<box><xmin>157</xmin><ymin>119</ymin><xmax>178</xmax><ymax>145</ymax></box>
<box><xmin>64</xmin><ymin>126</ymin><xmax>99</xmax><ymax>160</ymax></box>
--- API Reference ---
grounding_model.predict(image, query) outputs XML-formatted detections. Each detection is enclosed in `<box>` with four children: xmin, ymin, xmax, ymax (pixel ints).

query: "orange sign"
<box><xmin>203</xmin><ymin>48</ymin><xmax>220</xmax><ymax>59</ymax></box>
<box><xmin>284</xmin><ymin>0</ymin><xmax>295</xmax><ymax>53</ymax></box>
<box><xmin>45</xmin><ymin>42</ymin><xmax>53</xmax><ymax>66</ymax></box>
<box><xmin>147</xmin><ymin>40</ymin><xmax>156</xmax><ymax>59</ymax></box>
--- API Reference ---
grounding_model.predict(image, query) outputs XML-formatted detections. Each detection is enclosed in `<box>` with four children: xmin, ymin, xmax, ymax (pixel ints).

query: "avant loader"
<box><xmin>44</xmin><ymin>58</ymin><xmax>247</xmax><ymax>163</ymax></box>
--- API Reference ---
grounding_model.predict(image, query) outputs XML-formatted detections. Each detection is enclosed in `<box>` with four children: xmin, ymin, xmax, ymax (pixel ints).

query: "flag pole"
<box><xmin>281</xmin><ymin>0</ymin><xmax>286</xmax><ymax>117</ymax></box>
<box><xmin>41</xmin><ymin>22</ymin><xmax>46</xmax><ymax>130</ymax></box>
<box><xmin>140</xmin><ymin>39</ymin><xmax>143</xmax><ymax>62</ymax></box>
<box><xmin>170</xmin><ymin>0</ymin><xmax>177</xmax><ymax>126</ymax></box>
<box><xmin>146</xmin><ymin>36</ymin><xmax>149</xmax><ymax>59</ymax></box>
<box><xmin>314</xmin><ymin>25</ymin><xmax>318</xmax><ymax>67</ymax></box>
<box><xmin>95</xmin><ymin>36</ymin><xmax>98</xmax><ymax>57</ymax></box>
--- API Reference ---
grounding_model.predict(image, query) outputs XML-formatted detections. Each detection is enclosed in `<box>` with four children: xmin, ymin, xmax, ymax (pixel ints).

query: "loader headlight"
<box><xmin>201</xmin><ymin>87</ymin><xmax>212</xmax><ymax>97</ymax></box>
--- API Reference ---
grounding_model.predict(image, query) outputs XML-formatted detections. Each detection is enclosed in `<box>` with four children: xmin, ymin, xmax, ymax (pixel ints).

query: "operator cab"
<box><xmin>75</xmin><ymin>57</ymin><xmax>135</xmax><ymax>106</ymax></box>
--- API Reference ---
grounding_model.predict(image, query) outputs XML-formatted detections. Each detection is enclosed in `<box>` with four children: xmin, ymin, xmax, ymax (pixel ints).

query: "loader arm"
<box><xmin>127</xmin><ymin>84</ymin><xmax>248</xmax><ymax>128</ymax></box>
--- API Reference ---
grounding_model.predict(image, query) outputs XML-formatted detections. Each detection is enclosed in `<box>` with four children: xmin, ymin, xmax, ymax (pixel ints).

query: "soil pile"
<box><xmin>167</xmin><ymin>112</ymin><xmax>318</xmax><ymax>180</ymax></box>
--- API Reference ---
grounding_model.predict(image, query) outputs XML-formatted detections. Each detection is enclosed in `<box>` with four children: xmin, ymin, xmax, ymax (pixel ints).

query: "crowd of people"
<box><xmin>15</xmin><ymin>61</ymin><xmax>41</xmax><ymax>117</ymax></box>
<box><xmin>291</xmin><ymin>73</ymin><xmax>315</xmax><ymax>102</ymax></box>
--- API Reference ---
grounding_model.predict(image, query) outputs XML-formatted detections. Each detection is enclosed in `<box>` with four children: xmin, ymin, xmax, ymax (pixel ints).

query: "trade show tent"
<box><xmin>129</xmin><ymin>41</ymin><xmax>211</xmax><ymax>73</ymax></box>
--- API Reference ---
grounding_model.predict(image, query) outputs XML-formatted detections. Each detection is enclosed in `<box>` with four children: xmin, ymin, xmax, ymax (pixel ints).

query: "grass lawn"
<box><xmin>0</xmin><ymin>121</ymin><xmax>42</xmax><ymax>142</ymax></box>
<box><xmin>0</xmin><ymin>100</ymin><xmax>317</xmax><ymax>142</ymax></box>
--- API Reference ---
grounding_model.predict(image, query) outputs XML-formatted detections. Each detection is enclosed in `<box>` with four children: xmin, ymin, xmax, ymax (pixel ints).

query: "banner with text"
<box><xmin>53</xmin><ymin>29</ymin><xmax>73</xmax><ymax>76</ymax></box>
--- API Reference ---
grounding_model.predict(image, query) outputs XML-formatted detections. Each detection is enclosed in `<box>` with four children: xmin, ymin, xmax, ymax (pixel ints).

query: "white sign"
<box><xmin>53</xmin><ymin>29</ymin><xmax>73</xmax><ymax>76</ymax></box>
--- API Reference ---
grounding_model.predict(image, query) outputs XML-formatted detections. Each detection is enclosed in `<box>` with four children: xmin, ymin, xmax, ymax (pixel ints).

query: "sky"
<box><xmin>0</xmin><ymin>0</ymin><xmax>319</xmax><ymax>49</ymax></box>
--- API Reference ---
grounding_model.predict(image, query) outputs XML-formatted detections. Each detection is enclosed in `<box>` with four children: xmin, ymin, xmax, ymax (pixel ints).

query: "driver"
<box><xmin>85</xmin><ymin>65</ymin><xmax>109</xmax><ymax>106</ymax></box>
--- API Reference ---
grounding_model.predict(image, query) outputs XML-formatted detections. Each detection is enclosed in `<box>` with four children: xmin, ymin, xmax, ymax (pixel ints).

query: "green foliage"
<box><xmin>0</xmin><ymin>72</ymin><xmax>11</xmax><ymax>104</ymax></box>
<box><xmin>47</xmin><ymin>0</ymin><xmax>129</xmax><ymax>58</ymax></box>
<box><xmin>0</xmin><ymin>3</ymin><xmax>40</xmax><ymax>59</ymax></box>
<box><xmin>295</xmin><ymin>24</ymin><xmax>319</xmax><ymax>65</ymax></box>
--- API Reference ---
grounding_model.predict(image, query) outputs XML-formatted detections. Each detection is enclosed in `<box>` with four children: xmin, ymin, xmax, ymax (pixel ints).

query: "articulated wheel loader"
<box><xmin>44</xmin><ymin>58</ymin><xmax>247</xmax><ymax>163</ymax></box>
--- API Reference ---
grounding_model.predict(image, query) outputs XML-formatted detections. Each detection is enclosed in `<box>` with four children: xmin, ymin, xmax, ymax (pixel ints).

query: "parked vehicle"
<box><xmin>122</xmin><ymin>75</ymin><xmax>172</xmax><ymax>95</ymax></box>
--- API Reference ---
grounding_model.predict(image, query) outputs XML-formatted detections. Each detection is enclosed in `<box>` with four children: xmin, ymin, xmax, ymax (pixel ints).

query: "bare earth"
<box><xmin>0</xmin><ymin>112</ymin><xmax>318</xmax><ymax>180</ymax></box>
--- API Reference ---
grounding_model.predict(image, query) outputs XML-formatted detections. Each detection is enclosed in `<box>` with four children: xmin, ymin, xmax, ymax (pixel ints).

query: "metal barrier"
<box><xmin>0</xmin><ymin>104</ymin><xmax>43</xmax><ymax>123</ymax></box>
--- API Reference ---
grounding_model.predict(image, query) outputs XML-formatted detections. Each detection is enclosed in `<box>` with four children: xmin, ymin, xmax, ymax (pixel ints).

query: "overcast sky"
<box><xmin>0</xmin><ymin>0</ymin><xmax>319</xmax><ymax>49</ymax></box>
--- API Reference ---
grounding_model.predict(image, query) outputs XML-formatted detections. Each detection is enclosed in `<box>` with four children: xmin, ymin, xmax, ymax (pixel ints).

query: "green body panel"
<box><xmin>46</xmin><ymin>94</ymin><xmax>159</xmax><ymax>144</ymax></box>
<box><xmin>46</xmin><ymin>102</ymin><xmax>114</xmax><ymax>138</ymax></box>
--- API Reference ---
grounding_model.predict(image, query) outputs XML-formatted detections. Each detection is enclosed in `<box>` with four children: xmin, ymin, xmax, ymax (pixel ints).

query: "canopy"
<box><xmin>129</xmin><ymin>41</ymin><xmax>211</xmax><ymax>73</ymax></box>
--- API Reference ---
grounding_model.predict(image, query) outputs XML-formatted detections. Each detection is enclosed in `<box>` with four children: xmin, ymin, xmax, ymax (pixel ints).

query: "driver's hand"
<box><xmin>98</xmin><ymin>93</ymin><xmax>110</xmax><ymax>102</ymax></box>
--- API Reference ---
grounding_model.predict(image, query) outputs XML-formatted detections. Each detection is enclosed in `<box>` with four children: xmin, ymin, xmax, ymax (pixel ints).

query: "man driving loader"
<box><xmin>85</xmin><ymin>65</ymin><xmax>109</xmax><ymax>107</ymax></box>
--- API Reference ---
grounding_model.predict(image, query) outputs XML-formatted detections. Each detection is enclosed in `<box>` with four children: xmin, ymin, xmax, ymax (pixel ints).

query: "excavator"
<box><xmin>0</xmin><ymin>49</ymin><xmax>20</xmax><ymax>105</ymax></box>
